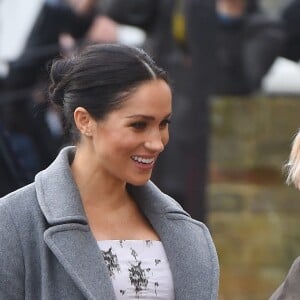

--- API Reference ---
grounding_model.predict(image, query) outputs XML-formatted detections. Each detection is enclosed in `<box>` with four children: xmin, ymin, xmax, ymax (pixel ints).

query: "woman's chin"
<box><xmin>127</xmin><ymin>176</ymin><xmax>151</xmax><ymax>186</ymax></box>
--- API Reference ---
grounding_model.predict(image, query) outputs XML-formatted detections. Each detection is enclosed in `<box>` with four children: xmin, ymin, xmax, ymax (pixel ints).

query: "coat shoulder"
<box><xmin>270</xmin><ymin>256</ymin><xmax>300</xmax><ymax>299</ymax></box>
<box><xmin>164</xmin><ymin>194</ymin><xmax>219</xmax><ymax>261</ymax></box>
<box><xmin>0</xmin><ymin>182</ymin><xmax>38</xmax><ymax>211</ymax></box>
<box><xmin>0</xmin><ymin>183</ymin><xmax>42</xmax><ymax>231</ymax></box>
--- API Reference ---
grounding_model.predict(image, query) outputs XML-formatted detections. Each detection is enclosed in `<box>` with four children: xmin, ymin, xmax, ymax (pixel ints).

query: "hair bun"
<box><xmin>48</xmin><ymin>58</ymin><xmax>74</xmax><ymax>107</ymax></box>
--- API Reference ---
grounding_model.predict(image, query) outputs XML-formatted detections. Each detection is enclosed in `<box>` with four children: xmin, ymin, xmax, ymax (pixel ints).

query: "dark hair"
<box><xmin>48</xmin><ymin>43</ymin><xmax>169</xmax><ymax>142</ymax></box>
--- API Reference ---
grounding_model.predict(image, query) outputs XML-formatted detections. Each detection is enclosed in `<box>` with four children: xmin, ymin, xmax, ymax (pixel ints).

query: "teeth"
<box><xmin>132</xmin><ymin>156</ymin><xmax>154</xmax><ymax>164</ymax></box>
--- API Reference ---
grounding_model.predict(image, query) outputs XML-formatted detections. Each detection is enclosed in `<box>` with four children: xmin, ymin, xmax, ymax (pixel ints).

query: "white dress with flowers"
<box><xmin>97</xmin><ymin>240</ymin><xmax>175</xmax><ymax>299</ymax></box>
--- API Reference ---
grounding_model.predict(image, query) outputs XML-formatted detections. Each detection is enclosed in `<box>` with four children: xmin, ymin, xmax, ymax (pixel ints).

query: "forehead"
<box><xmin>116</xmin><ymin>80</ymin><xmax>172</xmax><ymax>115</ymax></box>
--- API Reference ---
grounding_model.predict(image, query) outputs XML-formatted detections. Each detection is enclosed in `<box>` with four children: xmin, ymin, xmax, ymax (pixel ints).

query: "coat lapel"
<box><xmin>44</xmin><ymin>224</ymin><xmax>115</xmax><ymax>300</ymax></box>
<box><xmin>129</xmin><ymin>182</ymin><xmax>219</xmax><ymax>300</ymax></box>
<box><xmin>35</xmin><ymin>147</ymin><xmax>115</xmax><ymax>300</ymax></box>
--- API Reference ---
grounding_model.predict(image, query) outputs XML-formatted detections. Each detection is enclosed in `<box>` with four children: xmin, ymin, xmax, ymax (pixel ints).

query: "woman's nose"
<box><xmin>144</xmin><ymin>133</ymin><xmax>165</xmax><ymax>153</ymax></box>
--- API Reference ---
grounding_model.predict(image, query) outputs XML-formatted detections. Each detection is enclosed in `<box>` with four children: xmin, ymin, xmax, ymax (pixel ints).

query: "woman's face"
<box><xmin>90</xmin><ymin>79</ymin><xmax>172</xmax><ymax>186</ymax></box>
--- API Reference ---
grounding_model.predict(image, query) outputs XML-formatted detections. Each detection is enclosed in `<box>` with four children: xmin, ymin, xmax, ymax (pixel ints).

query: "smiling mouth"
<box><xmin>131</xmin><ymin>155</ymin><xmax>155</xmax><ymax>165</ymax></box>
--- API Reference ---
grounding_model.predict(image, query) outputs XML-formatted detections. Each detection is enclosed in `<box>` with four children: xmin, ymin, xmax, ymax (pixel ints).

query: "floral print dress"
<box><xmin>97</xmin><ymin>240</ymin><xmax>175</xmax><ymax>299</ymax></box>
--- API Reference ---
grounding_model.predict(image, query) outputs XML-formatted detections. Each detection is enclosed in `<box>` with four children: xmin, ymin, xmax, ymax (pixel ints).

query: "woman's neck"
<box><xmin>71</xmin><ymin>145</ymin><xmax>129</xmax><ymax>211</ymax></box>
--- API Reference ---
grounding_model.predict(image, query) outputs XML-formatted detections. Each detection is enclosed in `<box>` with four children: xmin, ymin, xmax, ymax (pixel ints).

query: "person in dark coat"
<box><xmin>215</xmin><ymin>0</ymin><xmax>286</xmax><ymax>95</ymax></box>
<box><xmin>0</xmin><ymin>0</ymin><xmax>97</xmax><ymax>178</ymax></box>
<box><xmin>281</xmin><ymin>0</ymin><xmax>300</xmax><ymax>62</ymax></box>
<box><xmin>0</xmin><ymin>123</ymin><xmax>30</xmax><ymax>196</ymax></box>
<box><xmin>3</xmin><ymin>0</ymin><xmax>95</xmax><ymax>90</ymax></box>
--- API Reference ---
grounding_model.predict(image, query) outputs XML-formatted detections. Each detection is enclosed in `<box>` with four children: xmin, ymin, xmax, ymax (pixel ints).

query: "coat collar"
<box><xmin>35</xmin><ymin>146</ymin><xmax>219</xmax><ymax>299</ymax></box>
<box><xmin>35</xmin><ymin>147</ymin><xmax>86</xmax><ymax>225</ymax></box>
<box><xmin>35</xmin><ymin>146</ymin><xmax>189</xmax><ymax>225</ymax></box>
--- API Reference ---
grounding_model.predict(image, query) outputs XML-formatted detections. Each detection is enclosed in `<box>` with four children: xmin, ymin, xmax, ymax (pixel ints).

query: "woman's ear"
<box><xmin>73</xmin><ymin>107</ymin><xmax>95</xmax><ymax>137</ymax></box>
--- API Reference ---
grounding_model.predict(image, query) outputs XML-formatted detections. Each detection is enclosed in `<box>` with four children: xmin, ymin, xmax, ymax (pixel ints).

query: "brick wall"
<box><xmin>208</xmin><ymin>96</ymin><xmax>300</xmax><ymax>300</ymax></box>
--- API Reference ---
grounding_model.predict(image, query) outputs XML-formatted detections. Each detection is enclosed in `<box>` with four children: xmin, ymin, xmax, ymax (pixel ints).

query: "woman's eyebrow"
<box><xmin>125</xmin><ymin>114</ymin><xmax>155</xmax><ymax>120</ymax></box>
<box><xmin>125</xmin><ymin>113</ymin><xmax>172</xmax><ymax>120</ymax></box>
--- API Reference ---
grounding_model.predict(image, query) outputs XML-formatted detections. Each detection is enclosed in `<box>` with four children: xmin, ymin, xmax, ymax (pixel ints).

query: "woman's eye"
<box><xmin>131</xmin><ymin>122</ymin><xmax>147</xmax><ymax>130</ymax></box>
<box><xmin>159</xmin><ymin>119</ymin><xmax>171</xmax><ymax>129</ymax></box>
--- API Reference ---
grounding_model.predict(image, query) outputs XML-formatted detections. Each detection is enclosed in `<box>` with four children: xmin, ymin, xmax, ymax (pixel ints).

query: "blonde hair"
<box><xmin>286</xmin><ymin>129</ymin><xmax>300</xmax><ymax>189</ymax></box>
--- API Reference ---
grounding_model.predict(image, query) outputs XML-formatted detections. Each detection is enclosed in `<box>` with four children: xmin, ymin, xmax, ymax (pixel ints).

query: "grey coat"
<box><xmin>0</xmin><ymin>147</ymin><xmax>219</xmax><ymax>299</ymax></box>
<box><xmin>270</xmin><ymin>256</ymin><xmax>300</xmax><ymax>300</ymax></box>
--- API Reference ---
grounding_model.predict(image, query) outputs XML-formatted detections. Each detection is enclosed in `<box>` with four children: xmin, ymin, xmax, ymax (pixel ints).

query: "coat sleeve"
<box><xmin>0</xmin><ymin>204</ymin><xmax>25</xmax><ymax>299</ymax></box>
<box><xmin>269</xmin><ymin>256</ymin><xmax>300</xmax><ymax>300</ymax></box>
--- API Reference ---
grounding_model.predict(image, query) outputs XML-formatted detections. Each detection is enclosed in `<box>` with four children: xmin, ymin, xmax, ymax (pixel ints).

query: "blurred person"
<box><xmin>0</xmin><ymin>122</ymin><xmax>30</xmax><ymax>196</ymax></box>
<box><xmin>0</xmin><ymin>43</ymin><xmax>219</xmax><ymax>299</ymax></box>
<box><xmin>0</xmin><ymin>90</ymin><xmax>47</xmax><ymax>179</ymax></box>
<box><xmin>3</xmin><ymin>0</ymin><xmax>147</xmax><ymax>89</ymax></box>
<box><xmin>269</xmin><ymin>128</ymin><xmax>300</xmax><ymax>299</ymax></box>
<box><xmin>215</xmin><ymin>0</ymin><xmax>286</xmax><ymax>95</ymax></box>
<box><xmin>3</xmin><ymin>0</ymin><xmax>96</xmax><ymax>89</ymax></box>
<box><xmin>82</xmin><ymin>12</ymin><xmax>146</xmax><ymax>48</ymax></box>
<box><xmin>281</xmin><ymin>0</ymin><xmax>300</xmax><ymax>62</ymax></box>
<box><xmin>0</xmin><ymin>0</ymin><xmax>98</xmax><ymax>180</ymax></box>
<box><xmin>0</xmin><ymin>85</ymin><xmax>62</xmax><ymax>178</ymax></box>
<box><xmin>100</xmin><ymin>0</ymin><xmax>158</xmax><ymax>32</ymax></box>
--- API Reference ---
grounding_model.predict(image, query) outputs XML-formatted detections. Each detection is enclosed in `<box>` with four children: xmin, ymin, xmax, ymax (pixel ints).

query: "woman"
<box><xmin>0</xmin><ymin>43</ymin><xmax>219</xmax><ymax>299</ymax></box>
<box><xmin>270</xmin><ymin>129</ymin><xmax>300</xmax><ymax>299</ymax></box>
